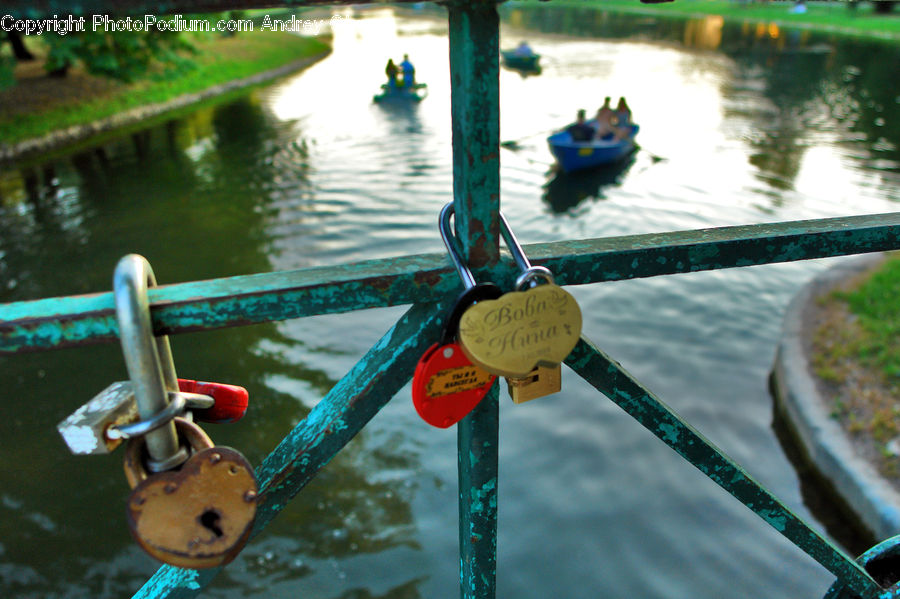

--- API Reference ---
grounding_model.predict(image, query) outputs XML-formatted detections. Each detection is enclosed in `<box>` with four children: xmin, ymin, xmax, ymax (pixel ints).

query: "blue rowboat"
<box><xmin>373</xmin><ymin>82</ymin><xmax>428</xmax><ymax>103</ymax></box>
<box><xmin>501</xmin><ymin>50</ymin><xmax>540</xmax><ymax>72</ymax></box>
<box><xmin>547</xmin><ymin>122</ymin><xmax>639</xmax><ymax>173</ymax></box>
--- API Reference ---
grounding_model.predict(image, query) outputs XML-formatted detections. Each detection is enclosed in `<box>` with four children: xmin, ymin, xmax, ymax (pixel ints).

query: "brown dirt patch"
<box><xmin>0</xmin><ymin>58</ymin><xmax>122</xmax><ymax>121</ymax></box>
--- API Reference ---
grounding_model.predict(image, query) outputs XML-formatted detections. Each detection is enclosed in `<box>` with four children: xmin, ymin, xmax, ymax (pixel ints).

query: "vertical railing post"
<box><xmin>447</xmin><ymin>1</ymin><xmax>501</xmax><ymax>597</ymax></box>
<box><xmin>448</xmin><ymin>0</ymin><xmax>501</xmax><ymax>269</ymax></box>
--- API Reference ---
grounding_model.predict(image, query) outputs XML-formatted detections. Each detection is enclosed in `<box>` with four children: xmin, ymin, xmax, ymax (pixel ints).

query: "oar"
<box><xmin>641</xmin><ymin>147</ymin><xmax>666</xmax><ymax>163</ymax></box>
<box><xmin>500</xmin><ymin>124</ymin><xmax>566</xmax><ymax>151</ymax></box>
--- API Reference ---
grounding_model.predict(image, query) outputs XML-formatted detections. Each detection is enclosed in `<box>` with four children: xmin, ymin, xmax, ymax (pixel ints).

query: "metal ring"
<box><xmin>515</xmin><ymin>266</ymin><xmax>555</xmax><ymax>291</ymax></box>
<box><xmin>178</xmin><ymin>391</ymin><xmax>215</xmax><ymax>411</ymax></box>
<box><xmin>106</xmin><ymin>393</ymin><xmax>186</xmax><ymax>440</ymax></box>
<box><xmin>105</xmin><ymin>391</ymin><xmax>214</xmax><ymax>440</ymax></box>
<box><xmin>123</xmin><ymin>417</ymin><xmax>214</xmax><ymax>488</ymax></box>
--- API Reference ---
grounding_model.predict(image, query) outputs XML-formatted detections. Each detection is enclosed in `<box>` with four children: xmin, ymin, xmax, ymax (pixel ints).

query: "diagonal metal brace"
<box><xmin>565</xmin><ymin>337</ymin><xmax>883</xmax><ymax>599</ymax></box>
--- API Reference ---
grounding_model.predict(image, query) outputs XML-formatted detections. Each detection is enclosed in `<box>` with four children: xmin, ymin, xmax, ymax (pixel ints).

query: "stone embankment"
<box><xmin>772</xmin><ymin>253</ymin><xmax>900</xmax><ymax>543</ymax></box>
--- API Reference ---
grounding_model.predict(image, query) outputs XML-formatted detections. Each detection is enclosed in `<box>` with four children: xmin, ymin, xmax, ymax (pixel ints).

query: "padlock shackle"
<box><xmin>123</xmin><ymin>416</ymin><xmax>213</xmax><ymax>489</ymax></box>
<box><xmin>497</xmin><ymin>212</ymin><xmax>556</xmax><ymax>289</ymax></box>
<box><xmin>439</xmin><ymin>203</ymin><xmax>477</xmax><ymax>290</ymax></box>
<box><xmin>498</xmin><ymin>211</ymin><xmax>531</xmax><ymax>273</ymax></box>
<box><xmin>114</xmin><ymin>254</ymin><xmax>187</xmax><ymax>472</ymax></box>
<box><xmin>439</xmin><ymin>203</ymin><xmax>554</xmax><ymax>292</ymax></box>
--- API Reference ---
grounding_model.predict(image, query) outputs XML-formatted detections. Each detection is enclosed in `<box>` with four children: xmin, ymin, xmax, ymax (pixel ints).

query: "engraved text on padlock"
<box><xmin>458</xmin><ymin>284</ymin><xmax>582</xmax><ymax>377</ymax></box>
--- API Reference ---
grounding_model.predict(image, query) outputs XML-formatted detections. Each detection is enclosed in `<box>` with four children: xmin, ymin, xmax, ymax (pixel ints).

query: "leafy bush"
<box><xmin>43</xmin><ymin>27</ymin><xmax>197</xmax><ymax>82</ymax></box>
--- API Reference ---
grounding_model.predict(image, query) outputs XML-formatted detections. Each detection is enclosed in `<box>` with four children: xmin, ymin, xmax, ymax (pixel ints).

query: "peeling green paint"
<box><xmin>658</xmin><ymin>421</ymin><xmax>680</xmax><ymax>445</ymax></box>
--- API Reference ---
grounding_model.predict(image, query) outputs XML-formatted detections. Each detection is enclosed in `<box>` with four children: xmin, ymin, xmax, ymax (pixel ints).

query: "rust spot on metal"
<box><xmin>414</xmin><ymin>269</ymin><xmax>443</xmax><ymax>288</ymax></box>
<box><xmin>367</xmin><ymin>276</ymin><xmax>393</xmax><ymax>293</ymax></box>
<box><xmin>468</xmin><ymin>244</ymin><xmax>491</xmax><ymax>269</ymax></box>
<box><xmin>481</xmin><ymin>151</ymin><xmax>498</xmax><ymax>164</ymax></box>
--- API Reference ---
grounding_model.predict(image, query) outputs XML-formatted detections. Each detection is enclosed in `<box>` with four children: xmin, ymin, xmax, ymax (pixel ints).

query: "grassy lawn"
<box><xmin>0</xmin><ymin>30</ymin><xmax>330</xmax><ymax>146</ymax></box>
<box><xmin>813</xmin><ymin>255</ymin><xmax>900</xmax><ymax>476</ymax></box>
<box><xmin>836</xmin><ymin>256</ymin><xmax>900</xmax><ymax>380</ymax></box>
<box><xmin>539</xmin><ymin>0</ymin><xmax>900</xmax><ymax>39</ymax></box>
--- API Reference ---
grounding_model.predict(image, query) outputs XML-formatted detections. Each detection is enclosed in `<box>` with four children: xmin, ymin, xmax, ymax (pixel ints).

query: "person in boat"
<box><xmin>385</xmin><ymin>59</ymin><xmax>399</xmax><ymax>89</ymax></box>
<box><xmin>615</xmin><ymin>97</ymin><xmax>632</xmax><ymax>126</ymax></box>
<box><xmin>595</xmin><ymin>97</ymin><xmax>628</xmax><ymax>141</ymax></box>
<box><xmin>567</xmin><ymin>109</ymin><xmax>595</xmax><ymax>142</ymax></box>
<box><xmin>596</xmin><ymin>97</ymin><xmax>614</xmax><ymax>121</ymax></box>
<box><xmin>513</xmin><ymin>41</ymin><xmax>534</xmax><ymax>57</ymax></box>
<box><xmin>400</xmin><ymin>54</ymin><xmax>416</xmax><ymax>89</ymax></box>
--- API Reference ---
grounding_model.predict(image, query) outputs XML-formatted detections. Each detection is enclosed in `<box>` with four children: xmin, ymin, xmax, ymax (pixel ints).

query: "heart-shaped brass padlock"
<box><xmin>124</xmin><ymin>417</ymin><xmax>258</xmax><ymax>569</ymax></box>
<box><xmin>458</xmin><ymin>284</ymin><xmax>582</xmax><ymax>377</ymax></box>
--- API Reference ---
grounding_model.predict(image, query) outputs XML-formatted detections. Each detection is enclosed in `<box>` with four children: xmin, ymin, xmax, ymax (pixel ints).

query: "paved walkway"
<box><xmin>772</xmin><ymin>253</ymin><xmax>900</xmax><ymax>542</ymax></box>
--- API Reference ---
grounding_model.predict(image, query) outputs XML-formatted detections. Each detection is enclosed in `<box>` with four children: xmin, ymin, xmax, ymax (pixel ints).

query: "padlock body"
<box><xmin>126</xmin><ymin>446</ymin><xmax>258</xmax><ymax>569</ymax></box>
<box><xmin>58</xmin><ymin>381</ymin><xmax>137</xmax><ymax>454</ymax></box>
<box><xmin>412</xmin><ymin>342</ymin><xmax>496</xmax><ymax>428</ymax></box>
<box><xmin>458</xmin><ymin>284</ymin><xmax>582</xmax><ymax>377</ymax></box>
<box><xmin>506</xmin><ymin>364</ymin><xmax>562</xmax><ymax>403</ymax></box>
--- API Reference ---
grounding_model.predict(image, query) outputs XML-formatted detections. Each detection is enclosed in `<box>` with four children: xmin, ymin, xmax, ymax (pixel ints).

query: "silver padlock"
<box><xmin>57</xmin><ymin>382</ymin><xmax>213</xmax><ymax>455</ymax></box>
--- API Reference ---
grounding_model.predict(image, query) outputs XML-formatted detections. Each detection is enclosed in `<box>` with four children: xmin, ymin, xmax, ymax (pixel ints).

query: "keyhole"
<box><xmin>199</xmin><ymin>509</ymin><xmax>224</xmax><ymax>538</ymax></box>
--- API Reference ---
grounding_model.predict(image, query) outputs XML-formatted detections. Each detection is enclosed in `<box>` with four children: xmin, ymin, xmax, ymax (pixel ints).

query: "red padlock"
<box><xmin>413</xmin><ymin>341</ymin><xmax>495</xmax><ymax>428</ymax></box>
<box><xmin>177</xmin><ymin>379</ymin><xmax>249</xmax><ymax>424</ymax></box>
<box><xmin>411</xmin><ymin>284</ymin><xmax>502</xmax><ymax>428</ymax></box>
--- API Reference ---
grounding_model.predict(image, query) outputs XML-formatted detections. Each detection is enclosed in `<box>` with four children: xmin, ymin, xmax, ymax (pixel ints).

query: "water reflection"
<box><xmin>542</xmin><ymin>152</ymin><xmax>636</xmax><ymax>214</ymax></box>
<box><xmin>684</xmin><ymin>15</ymin><xmax>724</xmax><ymax>51</ymax></box>
<box><xmin>503</xmin><ymin>63</ymin><xmax>542</xmax><ymax>78</ymax></box>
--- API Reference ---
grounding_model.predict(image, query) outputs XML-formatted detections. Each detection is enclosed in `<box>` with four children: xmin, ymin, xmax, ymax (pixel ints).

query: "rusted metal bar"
<box><xmin>565</xmin><ymin>336</ymin><xmax>883</xmax><ymax>599</ymax></box>
<box><xmin>3</xmin><ymin>213</ymin><xmax>900</xmax><ymax>355</ymax></box>
<box><xmin>446</xmin><ymin>0</ymin><xmax>501</xmax><ymax>596</ymax></box>
<box><xmin>132</xmin><ymin>299</ymin><xmax>446</xmax><ymax>598</ymax></box>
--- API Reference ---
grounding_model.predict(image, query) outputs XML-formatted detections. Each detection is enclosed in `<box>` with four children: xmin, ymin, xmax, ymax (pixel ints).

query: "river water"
<box><xmin>1</xmin><ymin>5</ymin><xmax>899</xmax><ymax>598</ymax></box>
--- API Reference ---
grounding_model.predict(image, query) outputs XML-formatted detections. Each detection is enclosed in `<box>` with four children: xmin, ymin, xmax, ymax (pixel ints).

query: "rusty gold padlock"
<box><xmin>506</xmin><ymin>364</ymin><xmax>562</xmax><ymax>403</ymax></box>
<box><xmin>124</xmin><ymin>417</ymin><xmax>258</xmax><ymax>569</ymax></box>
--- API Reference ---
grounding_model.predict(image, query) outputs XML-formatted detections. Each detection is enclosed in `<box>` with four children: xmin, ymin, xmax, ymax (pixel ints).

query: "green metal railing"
<box><xmin>2</xmin><ymin>1</ymin><xmax>900</xmax><ymax>598</ymax></box>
